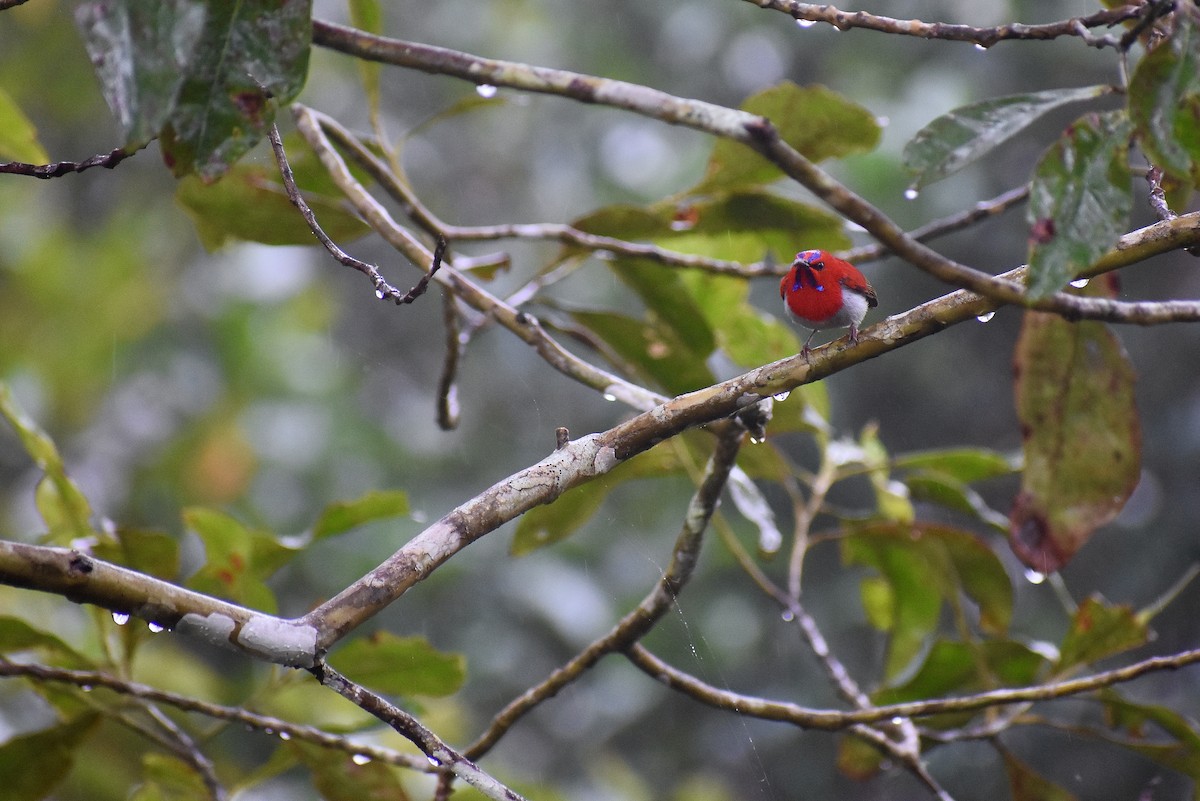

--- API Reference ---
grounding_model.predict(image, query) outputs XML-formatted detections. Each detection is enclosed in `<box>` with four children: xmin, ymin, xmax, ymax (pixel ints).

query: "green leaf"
<box><xmin>903</xmin><ymin>85</ymin><xmax>1109</xmax><ymax>191</ymax></box>
<box><xmin>575</xmin><ymin>191</ymin><xmax>847</xmax><ymax>264</ymax></box>
<box><xmin>346</xmin><ymin>0</ymin><xmax>383</xmax><ymax>117</ymax></box>
<box><xmin>0</xmin><ymin>383</ymin><xmax>93</xmax><ymax>540</ymax></box>
<box><xmin>677</xmin><ymin>270</ymin><xmax>801</xmax><ymax>367</ymax></box>
<box><xmin>0</xmin><ymin>714</ymin><xmax>100</xmax><ymax>801</ymax></box>
<box><xmin>159</xmin><ymin>0</ymin><xmax>313</xmax><ymax>179</ymax></box>
<box><xmin>893</xmin><ymin>448</ymin><xmax>1016</xmax><ymax>483</ymax></box>
<box><xmin>695</xmin><ymin>82</ymin><xmax>881</xmax><ymax>194</ymax></box>
<box><xmin>92</xmin><ymin>527</ymin><xmax>180</xmax><ymax>581</ymax></box>
<box><xmin>291</xmin><ymin>739</ymin><xmax>411</xmax><ymax>801</ymax></box>
<box><xmin>570</xmin><ymin>309</ymin><xmax>716</xmax><ymax>395</ymax></box>
<box><xmin>1010</xmin><ymin>286</ymin><xmax>1140</xmax><ymax>574</ymax></box>
<box><xmin>1099</xmin><ymin>689</ymin><xmax>1200</xmax><ymax>750</ymax></box>
<box><xmin>334</xmin><ymin>631</ymin><xmax>466</xmax><ymax>697</ymax></box>
<box><xmin>836</xmin><ymin>733</ymin><xmax>885</xmax><ymax>781</ymax></box>
<box><xmin>1003</xmin><ymin>751</ymin><xmax>1079</xmax><ymax>801</ymax></box>
<box><xmin>0</xmin><ymin>87</ymin><xmax>50</xmax><ymax>163</ymax></box>
<box><xmin>129</xmin><ymin>753</ymin><xmax>212</xmax><ymax>801</ymax></box>
<box><xmin>512</xmin><ymin>443</ymin><xmax>684</xmax><ymax>555</ymax></box>
<box><xmin>1129</xmin><ymin>12</ymin><xmax>1200</xmax><ymax>180</ymax></box>
<box><xmin>176</xmin><ymin>162</ymin><xmax>369</xmax><ymax>251</ymax></box>
<box><xmin>75</xmin><ymin>0</ymin><xmax>208</xmax><ymax>146</ymax></box>
<box><xmin>313</xmin><ymin>490</ymin><xmax>410</xmax><ymax>540</ymax></box>
<box><xmin>904</xmin><ymin>472</ymin><xmax>1008</xmax><ymax>531</ymax></box>
<box><xmin>1025</xmin><ymin>111</ymin><xmax>1132</xmax><ymax>298</ymax></box>
<box><xmin>0</xmin><ymin>616</ymin><xmax>93</xmax><ymax>668</ymax></box>
<box><xmin>861</xmin><ymin>425</ymin><xmax>915</xmax><ymax>524</ymax></box>
<box><xmin>845</xmin><ymin>523</ymin><xmax>1014</xmax><ymax>679</ymax></box>
<box><xmin>1056</xmin><ymin>596</ymin><xmax>1148</xmax><ymax>671</ymax></box>
<box><xmin>875</xmin><ymin>639</ymin><xmax>1047</xmax><ymax>705</ymax></box>
<box><xmin>843</xmin><ymin>528</ymin><xmax>943</xmax><ymax>679</ymax></box>
<box><xmin>183</xmin><ymin>507</ymin><xmax>296</xmax><ymax>613</ymax></box>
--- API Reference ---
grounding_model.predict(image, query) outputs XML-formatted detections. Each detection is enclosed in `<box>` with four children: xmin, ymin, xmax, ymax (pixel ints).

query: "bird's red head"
<box><xmin>780</xmin><ymin>249</ymin><xmax>878</xmax><ymax>355</ymax></box>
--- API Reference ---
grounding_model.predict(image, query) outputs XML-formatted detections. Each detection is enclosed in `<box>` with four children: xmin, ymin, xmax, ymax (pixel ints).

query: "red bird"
<box><xmin>780</xmin><ymin>249</ymin><xmax>877</xmax><ymax>357</ymax></box>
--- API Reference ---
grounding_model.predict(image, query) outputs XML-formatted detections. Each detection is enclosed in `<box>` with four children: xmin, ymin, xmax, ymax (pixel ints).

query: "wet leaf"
<box><xmin>836</xmin><ymin>734</ymin><xmax>885</xmax><ymax>781</ymax></box>
<box><xmin>696</xmin><ymin>82</ymin><xmax>881</xmax><ymax>194</ymax></box>
<box><xmin>1099</xmin><ymin>689</ymin><xmax>1200</xmax><ymax>749</ymax></box>
<box><xmin>292</xmin><ymin>739</ymin><xmax>411</xmax><ymax>801</ymax></box>
<box><xmin>1003</xmin><ymin>751</ymin><xmax>1079</xmax><ymax>801</ymax></box>
<box><xmin>313</xmin><ymin>490</ymin><xmax>410</xmax><ymax>540</ymax></box>
<box><xmin>893</xmin><ymin>448</ymin><xmax>1016</xmax><ymax>484</ymax></box>
<box><xmin>0</xmin><ymin>87</ymin><xmax>50</xmax><ymax>163</ymax></box>
<box><xmin>1056</xmin><ymin>596</ymin><xmax>1148</xmax><ymax>671</ymax></box>
<box><xmin>92</xmin><ymin>527</ymin><xmax>180</xmax><ymax>581</ymax></box>
<box><xmin>75</xmin><ymin>0</ymin><xmax>207</xmax><ymax>146</ymax></box>
<box><xmin>0</xmin><ymin>714</ymin><xmax>100</xmax><ymax>801</ymax></box>
<box><xmin>0</xmin><ymin>616</ymin><xmax>93</xmax><ymax>668</ymax></box>
<box><xmin>334</xmin><ymin>631</ymin><xmax>466</xmax><ymax>697</ymax></box>
<box><xmin>1025</xmin><ymin>111</ymin><xmax>1132</xmax><ymax>298</ymax></box>
<box><xmin>1129</xmin><ymin>12</ymin><xmax>1200</xmax><ymax>181</ymax></box>
<box><xmin>845</xmin><ymin>523</ymin><xmax>1013</xmax><ymax>678</ymax></box>
<box><xmin>904</xmin><ymin>472</ymin><xmax>1008</xmax><ymax>531</ymax></box>
<box><xmin>183</xmin><ymin>507</ymin><xmax>296</xmax><ymax>613</ymax></box>
<box><xmin>573</xmin><ymin>190</ymin><xmax>848</xmax><ymax>264</ymax></box>
<box><xmin>571</xmin><ymin>309</ymin><xmax>716</xmax><ymax>395</ymax></box>
<box><xmin>159</xmin><ymin>0</ymin><xmax>313</xmax><ymax>179</ymax></box>
<box><xmin>176</xmin><ymin>162</ymin><xmax>369</xmax><ymax>251</ymax></box>
<box><xmin>861</xmin><ymin>425</ymin><xmax>915</xmax><ymax>523</ymax></box>
<box><xmin>130</xmin><ymin>754</ymin><xmax>211</xmax><ymax>801</ymax></box>
<box><xmin>677</xmin><ymin>270</ymin><xmax>801</xmax><ymax>367</ymax></box>
<box><xmin>1010</xmin><ymin>284</ymin><xmax>1140</xmax><ymax>573</ymax></box>
<box><xmin>875</xmin><ymin>639</ymin><xmax>1047</xmax><ymax>705</ymax></box>
<box><xmin>346</xmin><ymin>0</ymin><xmax>383</xmax><ymax>118</ymax></box>
<box><xmin>903</xmin><ymin>85</ymin><xmax>1109</xmax><ymax>191</ymax></box>
<box><xmin>0</xmin><ymin>384</ymin><xmax>93</xmax><ymax>541</ymax></box>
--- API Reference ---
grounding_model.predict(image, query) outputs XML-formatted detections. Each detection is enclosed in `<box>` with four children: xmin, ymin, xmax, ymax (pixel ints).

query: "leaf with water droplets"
<box><xmin>290</xmin><ymin>740</ymin><xmax>407</xmax><ymax>801</ymax></box>
<box><xmin>903</xmin><ymin>85</ymin><xmax>1109</xmax><ymax>191</ymax></box>
<box><xmin>1025</xmin><ymin>111</ymin><xmax>1132</xmax><ymax>298</ymax></box>
<box><xmin>1010</xmin><ymin>279</ymin><xmax>1140</xmax><ymax>573</ymax></box>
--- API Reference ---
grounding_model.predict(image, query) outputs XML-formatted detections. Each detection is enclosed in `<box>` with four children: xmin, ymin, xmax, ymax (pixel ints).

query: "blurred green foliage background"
<box><xmin>2</xmin><ymin>1</ymin><xmax>1200</xmax><ymax>799</ymax></box>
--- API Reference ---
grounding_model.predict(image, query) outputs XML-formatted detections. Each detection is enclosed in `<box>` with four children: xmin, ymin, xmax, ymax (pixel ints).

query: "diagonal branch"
<box><xmin>4</xmin><ymin>211</ymin><xmax>1199</xmax><ymax>663</ymax></box>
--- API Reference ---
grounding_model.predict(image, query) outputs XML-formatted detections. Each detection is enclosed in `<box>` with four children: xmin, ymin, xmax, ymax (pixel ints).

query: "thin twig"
<box><xmin>464</xmin><ymin>426</ymin><xmax>745</xmax><ymax>759</ymax></box>
<box><xmin>741</xmin><ymin>1</ymin><xmax>1145</xmax><ymax>49</ymax></box>
<box><xmin>437</xmin><ymin>289</ymin><xmax>463</xmax><ymax>430</ymax></box>
<box><xmin>266</xmin><ymin>123</ymin><xmax>442</xmax><ymax>305</ymax></box>
<box><xmin>0</xmin><ymin>661</ymin><xmax>433</xmax><ymax>772</ymax></box>
<box><xmin>312</xmin><ymin>660</ymin><xmax>527</xmax><ymax>801</ymax></box>
<box><xmin>842</xmin><ymin>186</ymin><xmax>1029</xmax><ymax>265</ymax></box>
<box><xmin>624</xmin><ymin>643</ymin><xmax>1200</xmax><ymax>730</ymax></box>
<box><xmin>0</xmin><ymin>144</ymin><xmax>141</xmax><ymax>178</ymax></box>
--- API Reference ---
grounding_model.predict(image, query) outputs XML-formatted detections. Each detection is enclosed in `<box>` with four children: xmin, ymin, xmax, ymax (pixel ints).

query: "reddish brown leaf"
<box><xmin>1009</xmin><ymin>283</ymin><xmax>1141</xmax><ymax>573</ymax></box>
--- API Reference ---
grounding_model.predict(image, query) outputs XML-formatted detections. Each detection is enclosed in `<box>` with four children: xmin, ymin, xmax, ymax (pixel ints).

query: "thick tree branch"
<box><xmin>739</xmin><ymin>1</ymin><xmax>1146</xmax><ymax>48</ymax></box>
